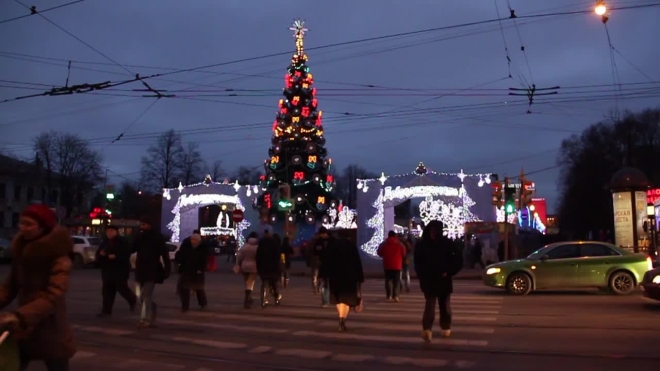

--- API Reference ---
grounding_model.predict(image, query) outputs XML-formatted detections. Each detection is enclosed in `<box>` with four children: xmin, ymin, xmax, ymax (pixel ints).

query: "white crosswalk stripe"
<box><xmin>71</xmin><ymin>280</ymin><xmax>501</xmax><ymax>369</ymax></box>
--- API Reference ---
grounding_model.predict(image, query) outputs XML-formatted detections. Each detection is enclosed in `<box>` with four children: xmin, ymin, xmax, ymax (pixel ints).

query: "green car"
<box><xmin>483</xmin><ymin>241</ymin><xmax>653</xmax><ymax>295</ymax></box>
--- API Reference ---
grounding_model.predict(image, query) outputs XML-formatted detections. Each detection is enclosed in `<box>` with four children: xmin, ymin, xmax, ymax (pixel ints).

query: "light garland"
<box><xmin>418</xmin><ymin>196</ymin><xmax>480</xmax><ymax>239</ymax></box>
<box><xmin>383</xmin><ymin>185</ymin><xmax>459</xmax><ymax>202</ymax></box>
<box><xmin>361</xmin><ymin>190</ymin><xmax>385</xmax><ymax>256</ymax></box>
<box><xmin>200</xmin><ymin>227</ymin><xmax>235</xmax><ymax>236</ymax></box>
<box><xmin>357</xmin><ymin>164</ymin><xmax>492</xmax><ymax>185</ymax></box>
<box><xmin>495</xmin><ymin>207</ymin><xmax>518</xmax><ymax>224</ymax></box>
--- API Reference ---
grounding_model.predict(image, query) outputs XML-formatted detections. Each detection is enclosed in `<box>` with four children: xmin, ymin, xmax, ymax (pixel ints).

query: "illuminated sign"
<box><xmin>647</xmin><ymin>188</ymin><xmax>660</xmax><ymax>204</ymax></box>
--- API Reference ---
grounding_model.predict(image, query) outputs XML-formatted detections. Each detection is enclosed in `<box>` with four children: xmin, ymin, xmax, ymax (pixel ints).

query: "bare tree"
<box><xmin>336</xmin><ymin>164</ymin><xmax>378</xmax><ymax>209</ymax></box>
<box><xmin>179</xmin><ymin>141</ymin><xmax>204</xmax><ymax>185</ymax></box>
<box><xmin>33</xmin><ymin>131</ymin><xmax>105</xmax><ymax>216</ymax></box>
<box><xmin>233</xmin><ymin>166</ymin><xmax>261</xmax><ymax>185</ymax></box>
<box><xmin>205</xmin><ymin>160</ymin><xmax>225</xmax><ymax>182</ymax></box>
<box><xmin>140</xmin><ymin>130</ymin><xmax>184</xmax><ymax>192</ymax></box>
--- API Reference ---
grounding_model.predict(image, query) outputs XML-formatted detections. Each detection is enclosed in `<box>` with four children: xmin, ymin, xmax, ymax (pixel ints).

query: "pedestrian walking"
<box><xmin>319</xmin><ymin>236</ymin><xmax>364</xmax><ymax>332</ymax></box>
<box><xmin>227</xmin><ymin>235</ymin><xmax>237</xmax><ymax>263</ymax></box>
<box><xmin>133</xmin><ymin>215</ymin><xmax>171</xmax><ymax>328</ymax></box>
<box><xmin>400</xmin><ymin>234</ymin><xmax>414</xmax><ymax>293</ymax></box>
<box><xmin>414</xmin><ymin>221</ymin><xmax>463</xmax><ymax>342</ymax></box>
<box><xmin>311</xmin><ymin>227</ymin><xmax>331</xmax><ymax>307</ymax></box>
<box><xmin>377</xmin><ymin>230</ymin><xmax>407</xmax><ymax>302</ymax></box>
<box><xmin>236</xmin><ymin>232</ymin><xmax>259</xmax><ymax>309</ymax></box>
<box><xmin>97</xmin><ymin>225</ymin><xmax>137</xmax><ymax>317</ymax></box>
<box><xmin>256</xmin><ymin>231</ymin><xmax>282</xmax><ymax>307</ymax></box>
<box><xmin>0</xmin><ymin>204</ymin><xmax>76</xmax><ymax>370</ymax></box>
<box><xmin>471</xmin><ymin>237</ymin><xmax>485</xmax><ymax>269</ymax></box>
<box><xmin>280</xmin><ymin>236</ymin><xmax>294</xmax><ymax>288</ymax></box>
<box><xmin>175</xmin><ymin>233</ymin><xmax>208</xmax><ymax>312</ymax></box>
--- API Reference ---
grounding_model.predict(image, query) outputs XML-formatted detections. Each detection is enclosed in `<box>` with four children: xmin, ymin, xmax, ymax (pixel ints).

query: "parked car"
<box><xmin>0</xmin><ymin>238</ymin><xmax>11</xmax><ymax>263</ymax></box>
<box><xmin>130</xmin><ymin>241</ymin><xmax>180</xmax><ymax>273</ymax></box>
<box><xmin>483</xmin><ymin>241</ymin><xmax>653</xmax><ymax>295</ymax></box>
<box><xmin>71</xmin><ymin>236</ymin><xmax>102</xmax><ymax>268</ymax></box>
<box><xmin>641</xmin><ymin>267</ymin><xmax>660</xmax><ymax>302</ymax></box>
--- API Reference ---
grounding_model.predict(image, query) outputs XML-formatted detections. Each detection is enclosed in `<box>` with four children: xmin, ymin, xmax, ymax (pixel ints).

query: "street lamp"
<box><xmin>595</xmin><ymin>1</ymin><xmax>607</xmax><ymax>16</ymax></box>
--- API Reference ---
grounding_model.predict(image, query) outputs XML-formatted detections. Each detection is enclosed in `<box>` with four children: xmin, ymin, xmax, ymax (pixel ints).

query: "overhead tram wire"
<box><xmin>0</xmin><ymin>0</ymin><xmax>85</xmax><ymax>25</ymax></box>
<box><xmin>1</xmin><ymin>3</ymin><xmax>657</xmax><ymax>106</ymax></box>
<box><xmin>494</xmin><ymin>0</ymin><xmax>513</xmax><ymax>78</ymax></box>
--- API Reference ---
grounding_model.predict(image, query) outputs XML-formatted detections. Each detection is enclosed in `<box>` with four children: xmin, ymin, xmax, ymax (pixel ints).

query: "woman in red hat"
<box><xmin>0</xmin><ymin>204</ymin><xmax>76</xmax><ymax>370</ymax></box>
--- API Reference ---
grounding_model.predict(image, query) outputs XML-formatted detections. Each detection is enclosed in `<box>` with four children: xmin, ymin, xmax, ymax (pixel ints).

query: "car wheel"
<box><xmin>609</xmin><ymin>271</ymin><xmax>635</xmax><ymax>295</ymax></box>
<box><xmin>506</xmin><ymin>272</ymin><xmax>532</xmax><ymax>295</ymax></box>
<box><xmin>72</xmin><ymin>254</ymin><xmax>84</xmax><ymax>269</ymax></box>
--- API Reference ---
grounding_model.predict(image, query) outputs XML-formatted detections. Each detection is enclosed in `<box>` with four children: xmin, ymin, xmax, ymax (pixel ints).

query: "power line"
<box><xmin>0</xmin><ymin>0</ymin><xmax>85</xmax><ymax>25</ymax></box>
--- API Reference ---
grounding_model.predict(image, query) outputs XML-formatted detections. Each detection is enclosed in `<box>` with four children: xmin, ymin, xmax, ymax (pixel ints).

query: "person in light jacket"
<box><xmin>237</xmin><ymin>232</ymin><xmax>259</xmax><ymax>309</ymax></box>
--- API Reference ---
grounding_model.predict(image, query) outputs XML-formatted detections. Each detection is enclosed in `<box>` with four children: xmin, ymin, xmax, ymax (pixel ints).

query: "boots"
<box><xmin>338</xmin><ymin>318</ymin><xmax>347</xmax><ymax>332</ymax></box>
<box><xmin>273</xmin><ymin>288</ymin><xmax>281</xmax><ymax>305</ymax></box>
<box><xmin>243</xmin><ymin>289</ymin><xmax>252</xmax><ymax>309</ymax></box>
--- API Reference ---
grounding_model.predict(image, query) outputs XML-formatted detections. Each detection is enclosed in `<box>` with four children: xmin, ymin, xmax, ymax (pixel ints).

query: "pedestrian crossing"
<box><xmin>68</xmin><ymin>279</ymin><xmax>502</xmax><ymax>369</ymax></box>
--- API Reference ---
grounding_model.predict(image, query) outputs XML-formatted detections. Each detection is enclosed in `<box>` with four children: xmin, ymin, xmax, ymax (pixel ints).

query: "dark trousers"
<box><xmin>101</xmin><ymin>278</ymin><xmax>137</xmax><ymax>314</ymax></box>
<box><xmin>384</xmin><ymin>269</ymin><xmax>401</xmax><ymax>298</ymax></box>
<box><xmin>180</xmin><ymin>288</ymin><xmax>208</xmax><ymax>311</ymax></box>
<box><xmin>422</xmin><ymin>293</ymin><xmax>452</xmax><ymax>330</ymax></box>
<box><xmin>20</xmin><ymin>352</ymin><xmax>69</xmax><ymax>371</ymax></box>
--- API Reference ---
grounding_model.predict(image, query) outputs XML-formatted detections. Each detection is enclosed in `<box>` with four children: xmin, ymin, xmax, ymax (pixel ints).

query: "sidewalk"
<box><xmin>213</xmin><ymin>258</ymin><xmax>483</xmax><ymax>280</ymax></box>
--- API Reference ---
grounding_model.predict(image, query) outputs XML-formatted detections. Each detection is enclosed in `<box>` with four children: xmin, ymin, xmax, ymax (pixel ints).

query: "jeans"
<box><xmin>101</xmin><ymin>279</ymin><xmax>137</xmax><ymax>314</ymax></box>
<box><xmin>180</xmin><ymin>288</ymin><xmax>208</xmax><ymax>311</ymax></box>
<box><xmin>422</xmin><ymin>293</ymin><xmax>452</xmax><ymax>330</ymax></box>
<box><xmin>137</xmin><ymin>281</ymin><xmax>156</xmax><ymax>323</ymax></box>
<box><xmin>384</xmin><ymin>269</ymin><xmax>401</xmax><ymax>298</ymax></box>
<box><xmin>401</xmin><ymin>266</ymin><xmax>410</xmax><ymax>292</ymax></box>
<box><xmin>319</xmin><ymin>278</ymin><xmax>330</xmax><ymax>305</ymax></box>
<box><xmin>19</xmin><ymin>352</ymin><xmax>69</xmax><ymax>371</ymax></box>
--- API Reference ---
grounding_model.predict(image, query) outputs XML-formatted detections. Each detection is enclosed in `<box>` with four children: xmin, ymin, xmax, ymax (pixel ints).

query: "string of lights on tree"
<box><xmin>257</xmin><ymin>20</ymin><xmax>338</xmax><ymax>224</ymax></box>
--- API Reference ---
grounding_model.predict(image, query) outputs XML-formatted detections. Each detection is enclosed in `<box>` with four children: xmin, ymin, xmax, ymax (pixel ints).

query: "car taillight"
<box><xmin>648</xmin><ymin>257</ymin><xmax>653</xmax><ymax>271</ymax></box>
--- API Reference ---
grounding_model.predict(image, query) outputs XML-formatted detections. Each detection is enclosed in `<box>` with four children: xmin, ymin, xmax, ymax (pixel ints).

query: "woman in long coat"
<box><xmin>237</xmin><ymin>232</ymin><xmax>259</xmax><ymax>309</ymax></box>
<box><xmin>0</xmin><ymin>205</ymin><xmax>76</xmax><ymax>369</ymax></box>
<box><xmin>256</xmin><ymin>233</ymin><xmax>281</xmax><ymax>307</ymax></box>
<box><xmin>175</xmin><ymin>233</ymin><xmax>208</xmax><ymax>312</ymax></box>
<box><xmin>320</xmin><ymin>236</ymin><xmax>364</xmax><ymax>332</ymax></box>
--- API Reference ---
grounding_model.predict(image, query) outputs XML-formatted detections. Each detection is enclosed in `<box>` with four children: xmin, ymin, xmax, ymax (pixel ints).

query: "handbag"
<box><xmin>0</xmin><ymin>331</ymin><xmax>20</xmax><ymax>371</ymax></box>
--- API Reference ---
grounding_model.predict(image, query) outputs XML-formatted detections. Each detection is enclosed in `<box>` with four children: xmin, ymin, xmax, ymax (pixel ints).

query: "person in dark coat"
<box><xmin>311</xmin><ymin>227</ymin><xmax>331</xmax><ymax>306</ymax></box>
<box><xmin>320</xmin><ymin>236</ymin><xmax>364</xmax><ymax>332</ymax></box>
<box><xmin>0</xmin><ymin>205</ymin><xmax>76</xmax><ymax>370</ymax></box>
<box><xmin>256</xmin><ymin>231</ymin><xmax>281</xmax><ymax>307</ymax></box>
<box><xmin>97</xmin><ymin>225</ymin><xmax>136</xmax><ymax>317</ymax></box>
<box><xmin>175</xmin><ymin>233</ymin><xmax>207</xmax><ymax>312</ymax></box>
<box><xmin>414</xmin><ymin>220</ymin><xmax>463</xmax><ymax>342</ymax></box>
<box><xmin>280</xmin><ymin>236</ymin><xmax>294</xmax><ymax>288</ymax></box>
<box><xmin>132</xmin><ymin>216</ymin><xmax>170</xmax><ymax>328</ymax></box>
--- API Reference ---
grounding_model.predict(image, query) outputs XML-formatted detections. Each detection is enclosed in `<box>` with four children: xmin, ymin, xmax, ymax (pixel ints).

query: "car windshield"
<box><xmin>88</xmin><ymin>237</ymin><xmax>101</xmax><ymax>246</ymax></box>
<box><xmin>527</xmin><ymin>246</ymin><xmax>553</xmax><ymax>260</ymax></box>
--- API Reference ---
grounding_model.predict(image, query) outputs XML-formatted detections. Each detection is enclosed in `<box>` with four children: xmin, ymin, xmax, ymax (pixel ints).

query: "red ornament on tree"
<box><xmin>294</xmin><ymin>171</ymin><xmax>305</xmax><ymax>180</ymax></box>
<box><xmin>326</xmin><ymin>175</ymin><xmax>334</xmax><ymax>183</ymax></box>
<box><xmin>301</xmin><ymin>107</ymin><xmax>310</xmax><ymax>117</ymax></box>
<box><xmin>311</xmin><ymin>98</ymin><xmax>318</xmax><ymax>108</ymax></box>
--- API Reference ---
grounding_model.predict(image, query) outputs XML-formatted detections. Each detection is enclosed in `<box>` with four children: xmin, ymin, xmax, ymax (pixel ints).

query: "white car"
<box><xmin>130</xmin><ymin>241</ymin><xmax>180</xmax><ymax>273</ymax></box>
<box><xmin>71</xmin><ymin>236</ymin><xmax>102</xmax><ymax>268</ymax></box>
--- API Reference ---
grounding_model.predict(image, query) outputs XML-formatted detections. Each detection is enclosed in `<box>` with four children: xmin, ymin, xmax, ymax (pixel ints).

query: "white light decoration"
<box><xmin>361</xmin><ymin>190</ymin><xmax>385</xmax><ymax>256</ymax></box>
<box><xmin>363</xmin><ymin>184</ymin><xmax>369</xmax><ymax>193</ymax></box>
<box><xmin>246</xmin><ymin>188</ymin><xmax>251</xmax><ymax>197</ymax></box>
<box><xmin>233</xmin><ymin>181</ymin><xmax>240</xmax><ymax>192</ymax></box>
<box><xmin>167</xmin><ymin>193</ymin><xmax>240</xmax><ymax>243</ymax></box>
<box><xmin>252</xmin><ymin>185</ymin><xmax>259</xmax><ymax>194</ymax></box>
<box><xmin>496</xmin><ymin>207</ymin><xmax>518</xmax><ymax>224</ymax></box>
<box><xmin>457</xmin><ymin>169</ymin><xmax>466</xmax><ymax>182</ymax></box>
<box><xmin>357</xmin><ymin>166</ymin><xmax>491</xmax><ymax>183</ymax></box>
<box><xmin>379</xmin><ymin>172</ymin><xmax>387</xmax><ymax>185</ymax></box>
<box><xmin>383</xmin><ymin>186</ymin><xmax>459</xmax><ymax>202</ymax></box>
<box><xmin>162</xmin><ymin>189</ymin><xmax>171</xmax><ymax>200</ymax></box>
<box><xmin>177</xmin><ymin>182</ymin><xmax>184</xmax><ymax>193</ymax></box>
<box><xmin>336</xmin><ymin>207</ymin><xmax>357</xmax><ymax>229</ymax></box>
<box><xmin>418</xmin><ymin>196</ymin><xmax>479</xmax><ymax>239</ymax></box>
<box><xmin>357</xmin><ymin>182</ymin><xmax>363</xmax><ymax>189</ymax></box>
<box><xmin>485</xmin><ymin>176</ymin><xmax>492</xmax><ymax>184</ymax></box>
<box><xmin>478</xmin><ymin>176</ymin><xmax>485</xmax><ymax>187</ymax></box>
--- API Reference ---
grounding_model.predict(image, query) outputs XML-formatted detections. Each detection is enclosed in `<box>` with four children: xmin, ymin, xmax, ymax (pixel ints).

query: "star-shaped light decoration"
<box><xmin>177</xmin><ymin>182</ymin><xmax>184</xmax><ymax>193</ymax></box>
<box><xmin>289</xmin><ymin>19</ymin><xmax>308</xmax><ymax>38</ymax></box>
<box><xmin>379</xmin><ymin>172</ymin><xmax>387</xmax><ymax>185</ymax></box>
<box><xmin>457</xmin><ymin>169</ymin><xmax>466</xmax><ymax>183</ymax></box>
<box><xmin>233</xmin><ymin>181</ymin><xmax>241</xmax><ymax>192</ymax></box>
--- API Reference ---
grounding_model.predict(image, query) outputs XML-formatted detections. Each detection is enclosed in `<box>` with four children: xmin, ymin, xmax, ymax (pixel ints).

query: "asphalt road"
<box><xmin>2</xmin><ymin>264</ymin><xmax>659</xmax><ymax>371</ymax></box>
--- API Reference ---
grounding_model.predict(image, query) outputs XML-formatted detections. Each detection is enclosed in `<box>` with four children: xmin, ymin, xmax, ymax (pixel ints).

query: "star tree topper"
<box><xmin>289</xmin><ymin>19</ymin><xmax>308</xmax><ymax>38</ymax></box>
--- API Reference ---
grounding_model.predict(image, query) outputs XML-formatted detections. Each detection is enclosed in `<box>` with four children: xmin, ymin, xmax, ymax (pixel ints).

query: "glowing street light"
<box><xmin>595</xmin><ymin>1</ymin><xmax>607</xmax><ymax>16</ymax></box>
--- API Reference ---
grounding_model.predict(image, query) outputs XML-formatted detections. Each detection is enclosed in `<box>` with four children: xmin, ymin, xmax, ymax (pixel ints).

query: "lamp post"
<box><xmin>647</xmin><ymin>202</ymin><xmax>656</xmax><ymax>258</ymax></box>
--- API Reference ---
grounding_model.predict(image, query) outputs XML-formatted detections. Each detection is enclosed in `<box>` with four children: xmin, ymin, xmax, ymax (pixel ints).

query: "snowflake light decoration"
<box><xmin>289</xmin><ymin>19</ymin><xmax>308</xmax><ymax>38</ymax></box>
<box><xmin>361</xmin><ymin>190</ymin><xmax>385</xmax><ymax>256</ymax></box>
<box><xmin>418</xmin><ymin>196</ymin><xmax>478</xmax><ymax>239</ymax></box>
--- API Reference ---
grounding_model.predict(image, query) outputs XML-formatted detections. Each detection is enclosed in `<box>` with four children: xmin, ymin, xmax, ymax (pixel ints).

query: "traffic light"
<box><xmin>277</xmin><ymin>184</ymin><xmax>294</xmax><ymax>211</ymax></box>
<box><xmin>491</xmin><ymin>181</ymin><xmax>503</xmax><ymax>208</ymax></box>
<box><xmin>503</xmin><ymin>177</ymin><xmax>516</xmax><ymax>214</ymax></box>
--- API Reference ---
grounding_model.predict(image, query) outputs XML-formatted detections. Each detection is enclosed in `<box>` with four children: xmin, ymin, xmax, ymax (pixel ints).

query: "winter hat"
<box><xmin>21</xmin><ymin>204</ymin><xmax>57</xmax><ymax>231</ymax></box>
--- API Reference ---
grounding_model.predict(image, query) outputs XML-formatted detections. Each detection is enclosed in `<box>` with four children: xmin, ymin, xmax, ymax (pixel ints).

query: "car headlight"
<box><xmin>486</xmin><ymin>267</ymin><xmax>501</xmax><ymax>275</ymax></box>
<box><xmin>653</xmin><ymin>275</ymin><xmax>660</xmax><ymax>284</ymax></box>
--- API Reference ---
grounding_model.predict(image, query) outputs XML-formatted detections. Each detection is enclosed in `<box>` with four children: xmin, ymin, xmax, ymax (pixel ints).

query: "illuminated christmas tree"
<box><xmin>259</xmin><ymin>20</ymin><xmax>336</xmax><ymax>224</ymax></box>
